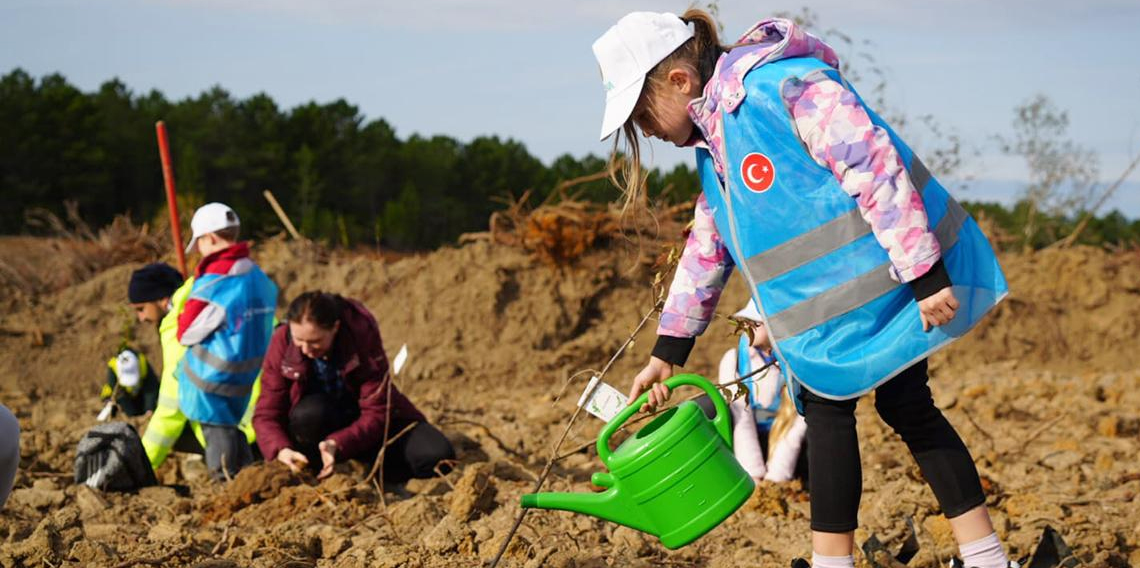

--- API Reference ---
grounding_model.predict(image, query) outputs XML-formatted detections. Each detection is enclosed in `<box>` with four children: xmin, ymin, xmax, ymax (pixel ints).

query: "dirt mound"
<box><xmin>942</xmin><ymin>246</ymin><xmax>1140</xmax><ymax>374</ymax></box>
<box><xmin>1</xmin><ymin>236</ymin><xmax>1138</xmax><ymax>566</ymax></box>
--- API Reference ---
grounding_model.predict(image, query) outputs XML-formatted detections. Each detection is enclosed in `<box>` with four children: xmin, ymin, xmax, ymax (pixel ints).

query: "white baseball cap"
<box><xmin>592</xmin><ymin>12</ymin><xmax>694</xmax><ymax>141</ymax></box>
<box><xmin>185</xmin><ymin>202</ymin><xmax>240</xmax><ymax>253</ymax></box>
<box><xmin>734</xmin><ymin>300</ymin><xmax>763</xmax><ymax>323</ymax></box>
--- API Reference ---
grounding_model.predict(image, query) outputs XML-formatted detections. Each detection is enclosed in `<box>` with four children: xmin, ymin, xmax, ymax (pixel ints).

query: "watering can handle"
<box><xmin>596</xmin><ymin>373</ymin><xmax>732</xmax><ymax>467</ymax></box>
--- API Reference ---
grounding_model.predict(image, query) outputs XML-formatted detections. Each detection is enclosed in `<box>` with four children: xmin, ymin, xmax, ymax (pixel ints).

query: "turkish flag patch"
<box><xmin>740</xmin><ymin>153</ymin><xmax>775</xmax><ymax>193</ymax></box>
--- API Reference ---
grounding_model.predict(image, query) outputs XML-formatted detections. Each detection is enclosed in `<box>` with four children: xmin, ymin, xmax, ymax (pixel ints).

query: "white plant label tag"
<box><xmin>96</xmin><ymin>401</ymin><xmax>114</xmax><ymax>422</ymax></box>
<box><xmin>392</xmin><ymin>344</ymin><xmax>408</xmax><ymax>376</ymax></box>
<box><xmin>576</xmin><ymin>376</ymin><xmax>627</xmax><ymax>422</ymax></box>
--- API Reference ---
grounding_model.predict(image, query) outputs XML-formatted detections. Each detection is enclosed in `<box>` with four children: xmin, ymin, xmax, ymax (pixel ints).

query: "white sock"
<box><xmin>811</xmin><ymin>552</ymin><xmax>855</xmax><ymax>568</ymax></box>
<box><xmin>959</xmin><ymin>532</ymin><xmax>1010</xmax><ymax>568</ymax></box>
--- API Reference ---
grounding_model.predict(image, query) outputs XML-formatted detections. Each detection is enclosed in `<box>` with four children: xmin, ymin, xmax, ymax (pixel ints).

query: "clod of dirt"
<box><xmin>68</xmin><ymin>539</ymin><xmax>116</xmax><ymax>564</ymax></box>
<box><xmin>8</xmin><ymin>482</ymin><xmax>66</xmax><ymax>512</ymax></box>
<box><xmin>448</xmin><ymin>463</ymin><xmax>498</xmax><ymax>520</ymax></box>
<box><xmin>421</xmin><ymin>514</ymin><xmax>475</xmax><ymax>555</ymax></box>
<box><xmin>743</xmin><ymin>482</ymin><xmax>791</xmax><ymax>517</ymax></box>
<box><xmin>73</xmin><ymin>485</ymin><xmax>110</xmax><ymax>518</ymax></box>
<box><xmin>388</xmin><ymin>495</ymin><xmax>446</xmax><ymax>533</ymax></box>
<box><xmin>2</xmin><ymin>508</ymin><xmax>83</xmax><ymax>567</ymax></box>
<box><xmin>199</xmin><ymin>461</ymin><xmax>299</xmax><ymax>522</ymax></box>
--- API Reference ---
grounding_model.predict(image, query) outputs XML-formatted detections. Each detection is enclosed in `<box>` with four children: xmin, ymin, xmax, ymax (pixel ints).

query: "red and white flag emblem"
<box><xmin>740</xmin><ymin>153</ymin><xmax>775</xmax><ymax>193</ymax></box>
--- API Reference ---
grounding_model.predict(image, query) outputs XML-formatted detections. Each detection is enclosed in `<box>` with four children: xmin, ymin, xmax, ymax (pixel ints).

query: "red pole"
<box><xmin>155</xmin><ymin>121</ymin><xmax>188</xmax><ymax>277</ymax></box>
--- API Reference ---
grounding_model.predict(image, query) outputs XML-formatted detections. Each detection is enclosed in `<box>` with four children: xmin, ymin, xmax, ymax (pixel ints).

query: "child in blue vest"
<box><xmin>717</xmin><ymin>301</ymin><xmax>806</xmax><ymax>484</ymax></box>
<box><xmin>594</xmin><ymin>11</ymin><xmax>1012</xmax><ymax>568</ymax></box>
<box><xmin>177</xmin><ymin>203</ymin><xmax>278</xmax><ymax>481</ymax></box>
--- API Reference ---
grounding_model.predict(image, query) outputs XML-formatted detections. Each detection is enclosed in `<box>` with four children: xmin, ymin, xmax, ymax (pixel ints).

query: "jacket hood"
<box><xmin>691</xmin><ymin>18</ymin><xmax>841</xmax><ymax>117</ymax></box>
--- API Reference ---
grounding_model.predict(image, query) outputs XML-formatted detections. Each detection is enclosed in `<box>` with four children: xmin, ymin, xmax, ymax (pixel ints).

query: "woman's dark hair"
<box><xmin>286</xmin><ymin>291</ymin><xmax>343</xmax><ymax>329</ymax></box>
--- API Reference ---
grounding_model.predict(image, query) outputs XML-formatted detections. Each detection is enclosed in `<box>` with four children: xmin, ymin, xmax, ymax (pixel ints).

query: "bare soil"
<box><xmin>0</xmin><ymin>235</ymin><xmax>1137</xmax><ymax>567</ymax></box>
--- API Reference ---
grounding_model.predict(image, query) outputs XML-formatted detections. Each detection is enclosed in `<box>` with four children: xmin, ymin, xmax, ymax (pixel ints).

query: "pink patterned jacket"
<box><xmin>658</xmin><ymin>18</ymin><xmax>942</xmax><ymax>340</ymax></box>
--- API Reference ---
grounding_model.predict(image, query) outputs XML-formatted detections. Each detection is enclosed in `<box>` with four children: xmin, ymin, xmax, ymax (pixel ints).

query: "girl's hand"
<box><xmin>276</xmin><ymin>448</ymin><xmax>309</xmax><ymax>473</ymax></box>
<box><xmin>318</xmin><ymin>439</ymin><xmax>338</xmax><ymax>479</ymax></box>
<box><xmin>627</xmin><ymin>356</ymin><xmax>674</xmax><ymax>413</ymax></box>
<box><xmin>918</xmin><ymin>287</ymin><xmax>959</xmax><ymax>331</ymax></box>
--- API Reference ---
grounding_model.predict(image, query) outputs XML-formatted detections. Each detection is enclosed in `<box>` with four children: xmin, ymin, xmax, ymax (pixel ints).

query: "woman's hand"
<box><xmin>276</xmin><ymin>448</ymin><xmax>309</xmax><ymax>473</ymax></box>
<box><xmin>918</xmin><ymin>287</ymin><xmax>959</xmax><ymax>331</ymax></box>
<box><xmin>627</xmin><ymin>356</ymin><xmax>674</xmax><ymax>413</ymax></box>
<box><xmin>317</xmin><ymin>439</ymin><xmax>338</xmax><ymax>479</ymax></box>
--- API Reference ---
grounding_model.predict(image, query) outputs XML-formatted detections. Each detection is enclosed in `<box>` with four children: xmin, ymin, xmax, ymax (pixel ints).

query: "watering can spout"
<box><xmin>520</xmin><ymin>474</ymin><xmax>653</xmax><ymax>534</ymax></box>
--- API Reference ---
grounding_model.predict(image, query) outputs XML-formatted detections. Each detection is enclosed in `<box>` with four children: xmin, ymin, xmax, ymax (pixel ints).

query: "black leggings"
<box><xmin>802</xmin><ymin>360</ymin><xmax>985</xmax><ymax>533</ymax></box>
<box><xmin>288</xmin><ymin>392</ymin><xmax>456</xmax><ymax>484</ymax></box>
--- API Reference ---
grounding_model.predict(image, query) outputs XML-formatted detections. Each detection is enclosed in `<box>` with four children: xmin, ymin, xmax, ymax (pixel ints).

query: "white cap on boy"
<box><xmin>185</xmin><ymin>202</ymin><xmax>240</xmax><ymax>254</ymax></box>
<box><xmin>734</xmin><ymin>300</ymin><xmax>763</xmax><ymax>323</ymax></box>
<box><xmin>592</xmin><ymin>12</ymin><xmax>694</xmax><ymax>141</ymax></box>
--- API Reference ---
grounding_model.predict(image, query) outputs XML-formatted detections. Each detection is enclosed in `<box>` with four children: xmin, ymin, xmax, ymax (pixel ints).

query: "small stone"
<box><xmin>611</xmin><ymin>526</ymin><xmax>650</xmax><ymax>556</ymax></box>
<box><xmin>320</xmin><ymin>535</ymin><xmax>351</xmax><ymax>559</ymax></box>
<box><xmin>69</xmin><ymin>540</ymin><xmax>114</xmax><ymax>564</ymax></box>
<box><xmin>138</xmin><ymin>485</ymin><xmax>180</xmax><ymax>507</ymax></box>
<box><xmin>421</xmin><ymin>515</ymin><xmax>468</xmax><ymax>554</ymax></box>
<box><xmin>1095</xmin><ymin>452</ymin><xmax>1115</xmax><ymax>473</ymax></box>
<box><xmin>75</xmin><ymin>486</ymin><xmax>109</xmax><ymax>518</ymax></box>
<box><xmin>962</xmin><ymin>384</ymin><xmax>988</xmax><ymax>398</ymax></box>
<box><xmin>1098</xmin><ymin>416</ymin><xmax>1120</xmax><ymax>437</ymax></box>
<box><xmin>922</xmin><ymin>515</ymin><xmax>957</xmax><ymax>558</ymax></box>
<box><xmin>1041</xmin><ymin>450</ymin><xmax>1083</xmax><ymax>471</ymax></box>
<box><xmin>146</xmin><ymin>521</ymin><xmax>181</xmax><ymax>542</ymax></box>
<box><xmin>83</xmin><ymin>523</ymin><xmax>120</xmax><ymax>540</ymax></box>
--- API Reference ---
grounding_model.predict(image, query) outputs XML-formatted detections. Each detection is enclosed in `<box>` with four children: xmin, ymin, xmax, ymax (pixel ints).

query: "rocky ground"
<box><xmin>0</xmin><ymin>235</ymin><xmax>1137</xmax><ymax>567</ymax></box>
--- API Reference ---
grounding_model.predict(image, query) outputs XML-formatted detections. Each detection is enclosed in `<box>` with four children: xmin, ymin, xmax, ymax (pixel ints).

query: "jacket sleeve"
<box><xmin>326</xmin><ymin>310</ymin><xmax>391</xmax><ymax>459</ymax></box>
<box><xmin>784</xmin><ymin>75</ymin><xmax>941</xmax><ymax>283</ymax></box>
<box><xmin>652</xmin><ymin>194</ymin><xmax>735</xmax><ymax>366</ymax></box>
<box><xmin>657</xmin><ymin>193</ymin><xmax>736</xmax><ymax>335</ymax></box>
<box><xmin>252</xmin><ymin>328</ymin><xmax>294</xmax><ymax>461</ymax></box>
<box><xmin>177</xmin><ymin>297</ymin><xmax>226</xmax><ymax>345</ymax></box>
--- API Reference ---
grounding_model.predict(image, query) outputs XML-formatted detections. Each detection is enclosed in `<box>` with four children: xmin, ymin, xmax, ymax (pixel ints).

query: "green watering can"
<box><xmin>520</xmin><ymin>373</ymin><xmax>755</xmax><ymax>549</ymax></box>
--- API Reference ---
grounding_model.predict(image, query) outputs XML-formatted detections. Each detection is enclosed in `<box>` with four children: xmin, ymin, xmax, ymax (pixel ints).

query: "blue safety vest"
<box><xmin>699</xmin><ymin>57</ymin><xmax>1007</xmax><ymax>400</ymax></box>
<box><xmin>736</xmin><ymin>335</ymin><xmax>780</xmax><ymax>429</ymax></box>
<box><xmin>177</xmin><ymin>261</ymin><xmax>277</xmax><ymax>425</ymax></box>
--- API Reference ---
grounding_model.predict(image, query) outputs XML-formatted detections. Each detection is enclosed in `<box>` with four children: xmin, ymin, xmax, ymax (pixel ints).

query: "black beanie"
<box><xmin>128</xmin><ymin>263</ymin><xmax>184</xmax><ymax>303</ymax></box>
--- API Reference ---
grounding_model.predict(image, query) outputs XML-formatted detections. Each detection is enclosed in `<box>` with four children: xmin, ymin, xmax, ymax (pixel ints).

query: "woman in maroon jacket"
<box><xmin>254</xmin><ymin>291</ymin><xmax>454</xmax><ymax>482</ymax></box>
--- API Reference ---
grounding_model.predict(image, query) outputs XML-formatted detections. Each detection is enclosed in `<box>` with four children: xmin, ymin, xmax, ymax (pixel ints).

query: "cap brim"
<box><xmin>598</xmin><ymin>77</ymin><xmax>644</xmax><ymax>141</ymax></box>
<box><xmin>184</xmin><ymin>235</ymin><xmax>199</xmax><ymax>254</ymax></box>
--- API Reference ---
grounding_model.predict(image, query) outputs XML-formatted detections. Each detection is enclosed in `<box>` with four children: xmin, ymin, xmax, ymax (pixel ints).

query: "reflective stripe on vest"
<box><xmin>182</xmin><ymin>359</ymin><xmax>255</xmax><ymax>398</ymax></box>
<box><xmin>765</xmin><ymin>197</ymin><xmax>968</xmax><ymax>339</ymax></box>
<box><xmin>190</xmin><ymin>344</ymin><xmax>263</xmax><ymax>375</ymax></box>
<box><xmin>743</xmin><ymin>156</ymin><xmax>934</xmax><ymax>283</ymax></box>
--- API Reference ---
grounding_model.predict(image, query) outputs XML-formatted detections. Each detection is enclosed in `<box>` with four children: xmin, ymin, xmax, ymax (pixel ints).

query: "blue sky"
<box><xmin>2</xmin><ymin>0</ymin><xmax>1139</xmax><ymax>216</ymax></box>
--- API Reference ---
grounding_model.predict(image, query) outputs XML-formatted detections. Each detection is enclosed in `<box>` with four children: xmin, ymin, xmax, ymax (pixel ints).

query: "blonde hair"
<box><xmin>608</xmin><ymin>9</ymin><xmax>726</xmax><ymax>211</ymax></box>
<box><xmin>767</xmin><ymin>386</ymin><xmax>799</xmax><ymax>459</ymax></box>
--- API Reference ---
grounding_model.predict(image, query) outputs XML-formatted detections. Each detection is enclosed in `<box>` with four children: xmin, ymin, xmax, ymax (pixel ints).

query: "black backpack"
<box><xmin>74</xmin><ymin>422</ymin><xmax>157</xmax><ymax>492</ymax></box>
